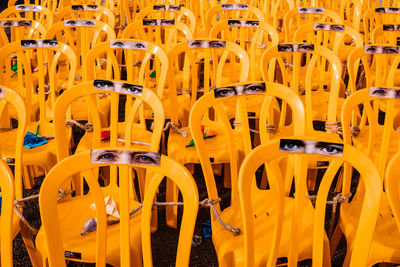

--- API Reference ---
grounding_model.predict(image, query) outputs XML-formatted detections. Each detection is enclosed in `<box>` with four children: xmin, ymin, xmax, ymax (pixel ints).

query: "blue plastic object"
<box><xmin>202</xmin><ymin>220</ymin><xmax>212</xmax><ymax>238</ymax></box>
<box><xmin>24</xmin><ymin>131</ymin><xmax>48</xmax><ymax>149</ymax></box>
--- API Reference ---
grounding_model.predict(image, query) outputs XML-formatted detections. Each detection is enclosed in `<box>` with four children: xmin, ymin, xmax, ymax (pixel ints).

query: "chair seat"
<box><xmin>353</xmin><ymin>125</ymin><xmax>400</xmax><ymax>165</ymax></box>
<box><xmin>167</xmin><ymin>126</ymin><xmax>245</xmax><ymax>164</ymax></box>
<box><xmin>340</xmin><ymin>193</ymin><xmax>400</xmax><ymax>265</ymax></box>
<box><xmin>300</xmin><ymin>90</ymin><xmax>345</xmax><ymax>122</ymax></box>
<box><xmin>213</xmin><ymin>193</ymin><xmax>319</xmax><ymax>266</ymax></box>
<box><xmin>36</xmin><ymin>186</ymin><xmax>143</xmax><ymax>266</ymax></box>
<box><xmin>76</xmin><ymin>124</ymin><xmax>153</xmax><ymax>153</ymax></box>
<box><xmin>0</xmin><ymin>123</ymin><xmax>57</xmax><ymax>170</ymax></box>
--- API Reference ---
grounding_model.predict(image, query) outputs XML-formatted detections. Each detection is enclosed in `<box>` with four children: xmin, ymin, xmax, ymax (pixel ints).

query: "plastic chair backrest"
<box><xmin>121</xmin><ymin>0</ymin><xmax>143</xmax><ymax>25</ymax></box>
<box><xmin>167</xmin><ymin>39</ymin><xmax>249</xmax><ymax>126</ymax></box>
<box><xmin>0</xmin><ymin>86</ymin><xmax>27</xmax><ymax>200</ymax></box>
<box><xmin>210</xmin><ymin>19</ymin><xmax>279</xmax><ymax>80</ymax></box>
<box><xmin>283</xmin><ymin>7</ymin><xmax>343</xmax><ymax>42</ymax></box>
<box><xmin>188</xmin><ymin>82</ymin><xmax>305</xmax><ymax>210</ymax></box>
<box><xmin>53</xmin><ymin>81</ymin><xmax>165</xmax><ymax>161</ymax></box>
<box><xmin>363</xmin><ymin>7</ymin><xmax>400</xmax><ymax>44</ymax></box>
<box><xmin>341</xmin><ymin>88</ymin><xmax>400</xmax><ymax>177</ymax></box>
<box><xmin>0</xmin><ymin>18</ymin><xmax>47</xmax><ymax>46</ymax></box>
<box><xmin>8</xmin><ymin>0</ymin><xmax>59</xmax><ymax>14</ymax></box>
<box><xmin>122</xmin><ymin>20</ymin><xmax>193</xmax><ymax>51</ymax></box>
<box><xmin>371</xmin><ymin>24</ymin><xmax>400</xmax><ymax>45</ymax></box>
<box><xmin>0</xmin><ymin>4</ymin><xmax>53</xmax><ymax>29</ymax></box>
<box><xmin>54</xmin><ymin>5</ymin><xmax>115</xmax><ymax>28</ymax></box>
<box><xmin>239</xmin><ymin>138</ymin><xmax>381</xmax><ymax>267</ymax></box>
<box><xmin>323</xmin><ymin>0</ymin><xmax>362</xmax><ymax>32</ymax></box>
<box><xmin>83</xmin><ymin>39</ymin><xmax>168</xmax><ymax>100</ymax></box>
<box><xmin>293</xmin><ymin>22</ymin><xmax>363</xmax><ymax>60</ymax></box>
<box><xmin>347</xmin><ymin>45</ymin><xmax>400</xmax><ymax>93</ymax></box>
<box><xmin>261</xmin><ymin>44</ymin><xmax>342</xmax><ymax>130</ymax></box>
<box><xmin>205</xmin><ymin>5</ymin><xmax>265</xmax><ymax>33</ymax></box>
<box><xmin>39</xmin><ymin>149</ymin><xmax>199</xmax><ymax>267</ymax></box>
<box><xmin>0</xmin><ymin>40</ymin><xmax>77</xmax><ymax>123</ymax></box>
<box><xmin>135</xmin><ymin>6</ymin><xmax>197</xmax><ymax>34</ymax></box>
<box><xmin>46</xmin><ymin>20</ymin><xmax>116</xmax><ymax>69</ymax></box>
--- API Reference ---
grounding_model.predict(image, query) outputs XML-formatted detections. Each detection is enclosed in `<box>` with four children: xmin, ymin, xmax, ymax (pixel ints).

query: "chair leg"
<box><xmin>223</xmin><ymin>164</ymin><xmax>231</xmax><ymax>188</ymax></box>
<box><xmin>330</xmin><ymin>223</ymin><xmax>343</xmax><ymax>256</ymax></box>
<box><xmin>166</xmin><ymin>177</ymin><xmax>179</xmax><ymax>229</ymax></box>
<box><xmin>19</xmin><ymin>224</ymin><xmax>39</xmax><ymax>267</ymax></box>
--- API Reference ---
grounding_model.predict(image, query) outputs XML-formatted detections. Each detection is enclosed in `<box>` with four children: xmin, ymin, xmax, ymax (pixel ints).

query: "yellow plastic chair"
<box><xmin>46</xmin><ymin>19</ymin><xmax>116</xmax><ymax>79</ymax></box>
<box><xmin>323</xmin><ymin>0</ymin><xmax>362</xmax><ymax>32</ymax></box>
<box><xmin>53</xmin><ymin>4</ymin><xmax>115</xmax><ymax>28</ymax></box>
<box><xmin>283</xmin><ymin>7</ymin><xmax>343</xmax><ymax>42</ymax></box>
<box><xmin>205</xmin><ymin>5</ymin><xmax>265</xmax><ymax>34</ymax></box>
<box><xmin>0</xmin><ymin>4</ymin><xmax>53</xmax><ymax>29</ymax></box>
<box><xmin>210</xmin><ymin>19</ymin><xmax>279</xmax><ymax>81</ymax></box>
<box><xmin>188</xmin><ymin>84</ymin><xmax>306</xmax><ymax>266</ymax></box>
<box><xmin>83</xmin><ymin>39</ymin><xmax>168</xmax><ymax>100</ymax></box>
<box><xmin>8</xmin><ymin>0</ymin><xmax>59</xmax><ymax>14</ymax></box>
<box><xmin>363</xmin><ymin>7</ymin><xmax>400</xmax><ymax>44</ymax></box>
<box><xmin>122</xmin><ymin>19</ymin><xmax>194</xmax><ymax>51</ymax></box>
<box><xmin>0</xmin><ymin>18</ymin><xmax>47</xmax><ymax>47</ymax></box>
<box><xmin>120</xmin><ymin>0</ymin><xmax>143</xmax><ymax>26</ymax></box>
<box><xmin>293</xmin><ymin>22</ymin><xmax>363</xmax><ymax>65</ymax></box>
<box><xmin>380</xmin><ymin>152</ymin><xmax>400</xmax><ymax>265</ymax></box>
<box><xmin>0</xmin><ymin>86</ymin><xmax>40</xmax><ymax>266</ymax></box>
<box><xmin>135</xmin><ymin>6</ymin><xmax>197</xmax><ymax>35</ymax></box>
<box><xmin>37</xmin><ymin>149</ymin><xmax>198</xmax><ymax>266</ymax></box>
<box><xmin>347</xmin><ymin>45</ymin><xmax>400</xmax><ymax>93</ymax></box>
<box><xmin>53</xmin><ymin>80</ymin><xmax>165</xmax><ymax>196</ymax></box>
<box><xmin>261</xmin><ymin>44</ymin><xmax>344</xmax><ymax>138</ymax></box>
<box><xmin>239</xmin><ymin>138</ymin><xmax>381</xmax><ymax>267</ymax></box>
<box><xmin>0</xmin><ymin>40</ymin><xmax>77</xmax><ymax>188</ymax></box>
<box><xmin>371</xmin><ymin>24</ymin><xmax>400</xmax><ymax>45</ymax></box>
<box><xmin>333</xmin><ymin>88</ymin><xmax>400</xmax><ymax>265</ymax></box>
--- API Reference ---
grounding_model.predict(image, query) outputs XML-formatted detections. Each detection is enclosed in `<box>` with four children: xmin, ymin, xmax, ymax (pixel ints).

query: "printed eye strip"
<box><xmin>0</xmin><ymin>20</ymin><xmax>32</xmax><ymax>27</ymax></box>
<box><xmin>142</xmin><ymin>19</ymin><xmax>175</xmax><ymax>26</ymax></box>
<box><xmin>21</xmin><ymin>39</ymin><xmax>58</xmax><ymax>48</ymax></box>
<box><xmin>93</xmin><ymin>80</ymin><xmax>143</xmax><ymax>95</ymax></box>
<box><xmin>375</xmin><ymin>7</ymin><xmax>400</xmax><ymax>13</ymax></box>
<box><xmin>153</xmin><ymin>5</ymin><xmax>181</xmax><ymax>10</ymax></box>
<box><xmin>16</xmin><ymin>5</ymin><xmax>42</xmax><ymax>11</ymax></box>
<box><xmin>71</xmin><ymin>5</ymin><xmax>100</xmax><ymax>10</ymax></box>
<box><xmin>91</xmin><ymin>150</ymin><xmax>161</xmax><ymax>166</ymax></box>
<box><xmin>279</xmin><ymin>139</ymin><xmax>344</xmax><ymax>157</ymax></box>
<box><xmin>0</xmin><ymin>87</ymin><xmax>4</xmax><ymax>98</ymax></box>
<box><xmin>313</xmin><ymin>23</ymin><xmax>344</xmax><ymax>31</ymax></box>
<box><xmin>228</xmin><ymin>20</ymin><xmax>259</xmax><ymax>27</ymax></box>
<box><xmin>64</xmin><ymin>20</ymin><xmax>96</xmax><ymax>27</ymax></box>
<box><xmin>221</xmin><ymin>4</ymin><xmax>249</xmax><ymax>10</ymax></box>
<box><xmin>277</xmin><ymin>43</ymin><xmax>314</xmax><ymax>52</ymax></box>
<box><xmin>364</xmin><ymin>45</ymin><xmax>399</xmax><ymax>54</ymax></box>
<box><xmin>369</xmin><ymin>86</ymin><xmax>400</xmax><ymax>99</ymax></box>
<box><xmin>298</xmin><ymin>7</ymin><xmax>325</xmax><ymax>13</ymax></box>
<box><xmin>383</xmin><ymin>24</ymin><xmax>400</xmax><ymax>31</ymax></box>
<box><xmin>110</xmin><ymin>40</ymin><xmax>148</xmax><ymax>50</ymax></box>
<box><xmin>188</xmin><ymin>40</ymin><xmax>226</xmax><ymax>48</ymax></box>
<box><xmin>214</xmin><ymin>82</ymin><xmax>266</xmax><ymax>98</ymax></box>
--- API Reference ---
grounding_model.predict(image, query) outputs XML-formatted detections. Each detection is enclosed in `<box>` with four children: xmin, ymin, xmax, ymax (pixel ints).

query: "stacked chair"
<box><xmin>1</xmin><ymin>0</ymin><xmax>400</xmax><ymax>266</ymax></box>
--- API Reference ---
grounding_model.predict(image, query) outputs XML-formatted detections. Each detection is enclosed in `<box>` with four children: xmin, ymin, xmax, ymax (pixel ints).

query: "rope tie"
<box><xmin>285</xmin><ymin>61</ymin><xmax>294</xmax><ymax>68</ymax></box>
<box><xmin>66</xmin><ymin>120</ymin><xmax>93</xmax><ymax>132</ymax></box>
<box><xmin>345</xmin><ymin>90</ymin><xmax>352</xmax><ymax>96</ymax></box>
<box><xmin>99</xmin><ymin>59</ymin><xmax>141</xmax><ymax>67</ymax></box>
<box><xmin>14</xmin><ymin>190</ymin><xmax>73</xmax><ymax>236</ymax></box>
<box><xmin>180</xmin><ymin>88</ymin><xmax>191</xmax><ymax>95</ymax></box>
<box><xmin>164</xmin><ymin>122</ymin><xmax>188</xmax><ymax>137</ymax></box>
<box><xmin>325</xmin><ymin>121</ymin><xmax>342</xmax><ymax>134</ymax></box>
<box><xmin>233</xmin><ymin>121</ymin><xmax>276</xmax><ymax>134</ymax></box>
<box><xmin>351</xmin><ymin>126</ymin><xmax>360</xmax><ymax>137</ymax></box>
<box><xmin>305</xmin><ymin>192</ymin><xmax>352</xmax><ymax>237</ymax></box>
<box><xmin>86</xmin><ymin>198</ymin><xmax>240</xmax><ymax>236</ymax></box>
